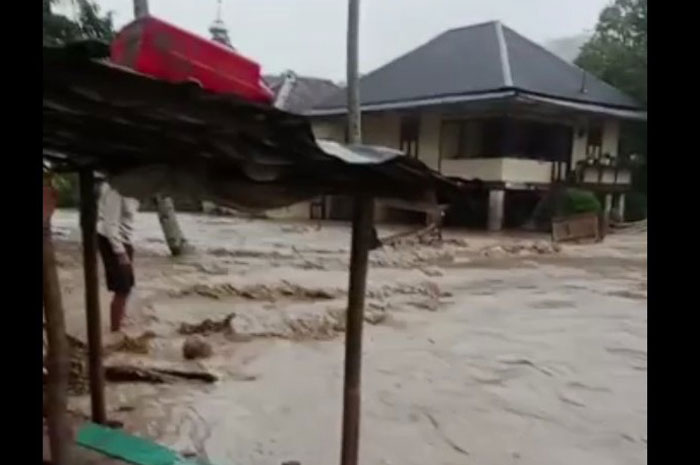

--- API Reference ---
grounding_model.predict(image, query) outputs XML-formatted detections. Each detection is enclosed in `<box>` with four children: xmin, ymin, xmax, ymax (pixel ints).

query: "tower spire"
<box><xmin>209</xmin><ymin>0</ymin><xmax>233</xmax><ymax>48</ymax></box>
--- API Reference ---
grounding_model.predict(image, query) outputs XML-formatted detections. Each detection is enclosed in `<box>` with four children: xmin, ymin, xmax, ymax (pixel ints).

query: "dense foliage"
<box><xmin>44</xmin><ymin>0</ymin><xmax>115</xmax><ymax>206</ymax></box>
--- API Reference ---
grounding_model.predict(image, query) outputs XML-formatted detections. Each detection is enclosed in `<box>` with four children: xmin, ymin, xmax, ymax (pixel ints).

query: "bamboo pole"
<box><xmin>43</xmin><ymin>180</ymin><xmax>71</xmax><ymax>465</ymax></box>
<box><xmin>340</xmin><ymin>2</ymin><xmax>374</xmax><ymax>465</ymax></box>
<box><xmin>79</xmin><ymin>169</ymin><xmax>106</xmax><ymax>424</ymax></box>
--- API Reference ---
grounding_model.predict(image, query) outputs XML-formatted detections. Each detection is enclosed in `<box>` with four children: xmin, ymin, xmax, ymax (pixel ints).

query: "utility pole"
<box><xmin>340</xmin><ymin>1</ymin><xmax>374</xmax><ymax>465</ymax></box>
<box><xmin>132</xmin><ymin>0</ymin><xmax>191</xmax><ymax>256</ymax></box>
<box><xmin>346</xmin><ymin>0</ymin><xmax>362</xmax><ymax>145</ymax></box>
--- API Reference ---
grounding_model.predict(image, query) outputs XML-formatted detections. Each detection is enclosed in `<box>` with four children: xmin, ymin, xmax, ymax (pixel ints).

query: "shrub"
<box><xmin>562</xmin><ymin>188</ymin><xmax>601</xmax><ymax>216</ymax></box>
<box><xmin>529</xmin><ymin>187</ymin><xmax>601</xmax><ymax>231</ymax></box>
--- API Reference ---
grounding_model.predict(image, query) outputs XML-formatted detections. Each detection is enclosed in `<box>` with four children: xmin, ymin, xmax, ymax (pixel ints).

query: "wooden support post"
<box><xmin>43</xmin><ymin>182</ymin><xmax>72</xmax><ymax>465</ymax></box>
<box><xmin>340</xmin><ymin>195</ymin><xmax>374</xmax><ymax>465</ymax></box>
<box><xmin>79</xmin><ymin>170</ymin><xmax>106</xmax><ymax>424</ymax></box>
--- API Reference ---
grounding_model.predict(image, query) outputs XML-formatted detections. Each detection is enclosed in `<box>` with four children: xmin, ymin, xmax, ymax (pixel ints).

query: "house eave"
<box><xmin>306</xmin><ymin>91</ymin><xmax>516</xmax><ymax>116</ymax></box>
<box><xmin>307</xmin><ymin>90</ymin><xmax>647</xmax><ymax>121</ymax></box>
<box><xmin>516</xmin><ymin>94</ymin><xmax>647</xmax><ymax>121</ymax></box>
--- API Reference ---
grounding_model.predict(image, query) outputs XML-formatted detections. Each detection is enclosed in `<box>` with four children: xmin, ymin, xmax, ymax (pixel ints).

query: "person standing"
<box><xmin>96</xmin><ymin>182</ymin><xmax>140</xmax><ymax>332</ymax></box>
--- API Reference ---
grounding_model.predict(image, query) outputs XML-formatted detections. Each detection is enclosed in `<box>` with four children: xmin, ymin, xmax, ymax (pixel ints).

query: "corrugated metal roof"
<box><xmin>314</xmin><ymin>21</ymin><xmax>642</xmax><ymax>114</ymax></box>
<box><xmin>43</xmin><ymin>42</ymin><xmax>462</xmax><ymax>209</ymax></box>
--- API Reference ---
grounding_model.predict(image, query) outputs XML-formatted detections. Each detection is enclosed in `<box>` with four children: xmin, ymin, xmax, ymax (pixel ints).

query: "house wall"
<box><xmin>571</xmin><ymin>118</ymin><xmax>620</xmax><ymax>166</ymax></box>
<box><xmin>311</xmin><ymin>114</ymin><xmax>403</xmax><ymax>148</ymax></box>
<box><xmin>417</xmin><ymin>112</ymin><xmax>441</xmax><ymax>170</ymax></box>
<box><xmin>441</xmin><ymin>158</ymin><xmax>504</xmax><ymax>181</ymax></box>
<box><xmin>571</xmin><ymin>118</ymin><xmax>589</xmax><ymax>165</ymax></box>
<box><xmin>501</xmin><ymin>158</ymin><xmax>554</xmax><ymax>184</ymax></box>
<box><xmin>602</xmin><ymin>119</ymin><xmax>620</xmax><ymax>158</ymax></box>
<box><xmin>312</xmin><ymin>120</ymin><xmax>345</xmax><ymax>142</ymax></box>
<box><xmin>363</xmin><ymin>113</ymin><xmax>401</xmax><ymax>148</ymax></box>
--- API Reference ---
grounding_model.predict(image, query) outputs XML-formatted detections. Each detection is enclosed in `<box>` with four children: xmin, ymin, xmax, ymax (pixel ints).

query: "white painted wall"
<box><xmin>602</xmin><ymin>119</ymin><xmax>620</xmax><ymax>158</ymax></box>
<box><xmin>571</xmin><ymin>118</ymin><xmax>621</xmax><ymax>166</ymax></box>
<box><xmin>581</xmin><ymin>167</ymin><xmax>631</xmax><ymax>185</ymax></box>
<box><xmin>441</xmin><ymin>158</ymin><xmax>504</xmax><ymax>181</ymax></box>
<box><xmin>571</xmin><ymin>118</ymin><xmax>589</xmax><ymax>165</ymax></box>
<box><xmin>441</xmin><ymin>158</ymin><xmax>553</xmax><ymax>184</ymax></box>
<box><xmin>501</xmin><ymin>158</ymin><xmax>554</xmax><ymax>184</ymax></box>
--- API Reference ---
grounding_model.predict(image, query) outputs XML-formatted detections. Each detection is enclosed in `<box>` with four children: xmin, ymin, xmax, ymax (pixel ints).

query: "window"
<box><xmin>440</xmin><ymin>117</ymin><xmax>572</xmax><ymax>162</ymax></box>
<box><xmin>480</xmin><ymin>119</ymin><xmax>504</xmax><ymax>157</ymax></box>
<box><xmin>399</xmin><ymin>117</ymin><xmax>420</xmax><ymax>158</ymax></box>
<box><xmin>439</xmin><ymin>118</ymin><xmax>502</xmax><ymax>159</ymax></box>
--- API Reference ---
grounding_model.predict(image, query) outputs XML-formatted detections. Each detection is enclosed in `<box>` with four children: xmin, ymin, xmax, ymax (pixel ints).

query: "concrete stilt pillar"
<box><xmin>604</xmin><ymin>193</ymin><xmax>613</xmax><ymax>217</ymax></box>
<box><xmin>615</xmin><ymin>193</ymin><xmax>626</xmax><ymax>222</ymax></box>
<box><xmin>488</xmin><ymin>189</ymin><xmax>505</xmax><ymax>232</ymax></box>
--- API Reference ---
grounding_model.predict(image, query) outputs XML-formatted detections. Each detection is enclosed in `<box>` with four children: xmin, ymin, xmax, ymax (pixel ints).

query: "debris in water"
<box><xmin>479</xmin><ymin>241</ymin><xmax>561</xmax><ymax>258</ymax></box>
<box><xmin>183</xmin><ymin>336</ymin><xmax>213</xmax><ymax>360</ymax></box>
<box><xmin>108</xmin><ymin>331</ymin><xmax>156</xmax><ymax>354</ymax></box>
<box><xmin>195</xmin><ymin>262</ymin><xmax>229</xmax><ymax>275</ymax></box>
<box><xmin>420</xmin><ymin>267</ymin><xmax>444</xmax><ymax>277</ymax></box>
<box><xmin>179</xmin><ymin>313</ymin><xmax>236</xmax><ymax>336</ymax></box>
<box><xmin>175</xmin><ymin>282</ymin><xmax>339</xmax><ymax>301</ymax></box>
<box><xmin>104</xmin><ymin>363</ymin><xmax>218</xmax><ymax>383</ymax></box>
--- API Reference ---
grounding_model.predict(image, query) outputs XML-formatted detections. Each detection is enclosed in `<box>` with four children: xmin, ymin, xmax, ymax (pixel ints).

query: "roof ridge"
<box><xmin>501</xmin><ymin>24</ymin><xmax>640</xmax><ymax>105</ymax></box>
<box><xmin>501</xmin><ymin>24</ymin><xmax>587</xmax><ymax>72</ymax></box>
<box><xmin>493</xmin><ymin>21</ymin><xmax>513</xmax><ymax>87</ymax></box>
<box><xmin>443</xmin><ymin>20</ymin><xmax>500</xmax><ymax>35</ymax></box>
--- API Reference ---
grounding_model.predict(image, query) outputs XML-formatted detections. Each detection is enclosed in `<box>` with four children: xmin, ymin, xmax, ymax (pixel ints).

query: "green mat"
<box><xmin>76</xmin><ymin>423</ymin><xmax>205</xmax><ymax>465</ymax></box>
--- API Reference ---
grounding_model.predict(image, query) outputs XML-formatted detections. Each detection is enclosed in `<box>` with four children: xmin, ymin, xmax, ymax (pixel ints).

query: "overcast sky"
<box><xmin>75</xmin><ymin>0</ymin><xmax>609</xmax><ymax>81</ymax></box>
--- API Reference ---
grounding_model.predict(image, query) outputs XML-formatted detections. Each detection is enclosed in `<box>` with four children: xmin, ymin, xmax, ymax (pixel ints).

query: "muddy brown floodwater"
<box><xmin>51</xmin><ymin>210</ymin><xmax>646</xmax><ymax>465</ymax></box>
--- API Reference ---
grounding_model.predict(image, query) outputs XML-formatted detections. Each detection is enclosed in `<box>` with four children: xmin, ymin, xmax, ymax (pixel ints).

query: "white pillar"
<box><xmin>604</xmin><ymin>193</ymin><xmax>613</xmax><ymax>217</ymax></box>
<box><xmin>488</xmin><ymin>189</ymin><xmax>505</xmax><ymax>232</ymax></box>
<box><xmin>616</xmin><ymin>193</ymin><xmax>626</xmax><ymax>222</ymax></box>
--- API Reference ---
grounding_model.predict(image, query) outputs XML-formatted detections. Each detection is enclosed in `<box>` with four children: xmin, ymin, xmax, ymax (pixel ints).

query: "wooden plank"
<box><xmin>551</xmin><ymin>212</ymin><xmax>600</xmax><ymax>243</ymax></box>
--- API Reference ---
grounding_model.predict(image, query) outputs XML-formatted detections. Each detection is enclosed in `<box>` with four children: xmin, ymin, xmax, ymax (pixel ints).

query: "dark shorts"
<box><xmin>97</xmin><ymin>234</ymin><xmax>135</xmax><ymax>294</ymax></box>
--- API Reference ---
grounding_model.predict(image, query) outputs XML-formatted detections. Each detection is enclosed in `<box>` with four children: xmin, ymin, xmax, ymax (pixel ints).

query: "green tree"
<box><xmin>43</xmin><ymin>0</ymin><xmax>115</xmax><ymax>46</ymax></box>
<box><xmin>576</xmin><ymin>0</ymin><xmax>647</xmax><ymax>106</ymax></box>
<box><xmin>44</xmin><ymin>1</ymin><xmax>115</xmax><ymax>207</ymax></box>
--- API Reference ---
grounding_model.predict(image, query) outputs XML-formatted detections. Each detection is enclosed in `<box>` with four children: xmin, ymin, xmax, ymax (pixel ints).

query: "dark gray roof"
<box><xmin>314</xmin><ymin>21</ymin><xmax>641</xmax><ymax>112</ymax></box>
<box><xmin>264</xmin><ymin>74</ymin><xmax>341</xmax><ymax>114</ymax></box>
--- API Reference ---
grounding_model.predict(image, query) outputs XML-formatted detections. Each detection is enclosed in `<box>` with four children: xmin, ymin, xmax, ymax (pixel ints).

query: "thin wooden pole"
<box><xmin>43</xmin><ymin>183</ymin><xmax>71</xmax><ymax>465</ymax></box>
<box><xmin>79</xmin><ymin>169</ymin><xmax>106</xmax><ymax>424</ymax></box>
<box><xmin>340</xmin><ymin>195</ymin><xmax>374</xmax><ymax>465</ymax></box>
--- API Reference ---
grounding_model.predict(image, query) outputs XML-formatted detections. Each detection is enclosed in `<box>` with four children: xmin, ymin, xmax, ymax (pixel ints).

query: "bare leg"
<box><xmin>110</xmin><ymin>292</ymin><xmax>129</xmax><ymax>332</ymax></box>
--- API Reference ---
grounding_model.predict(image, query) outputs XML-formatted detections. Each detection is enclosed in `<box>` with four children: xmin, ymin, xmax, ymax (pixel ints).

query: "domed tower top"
<box><xmin>209</xmin><ymin>0</ymin><xmax>233</xmax><ymax>48</ymax></box>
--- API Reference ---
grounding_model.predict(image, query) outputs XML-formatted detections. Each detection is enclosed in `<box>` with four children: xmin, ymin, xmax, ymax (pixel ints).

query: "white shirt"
<box><xmin>96</xmin><ymin>183</ymin><xmax>140</xmax><ymax>255</ymax></box>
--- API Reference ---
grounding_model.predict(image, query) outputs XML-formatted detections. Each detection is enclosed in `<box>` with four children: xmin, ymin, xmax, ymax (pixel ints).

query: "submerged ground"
<box><xmin>50</xmin><ymin>210</ymin><xmax>647</xmax><ymax>465</ymax></box>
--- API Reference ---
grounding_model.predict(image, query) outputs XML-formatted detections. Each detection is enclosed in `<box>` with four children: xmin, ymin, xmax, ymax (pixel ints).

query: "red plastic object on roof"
<box><xmin>110</xmin><ymin>16</ymin><xmax>274</xmax><ymax>104</ymax></box>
